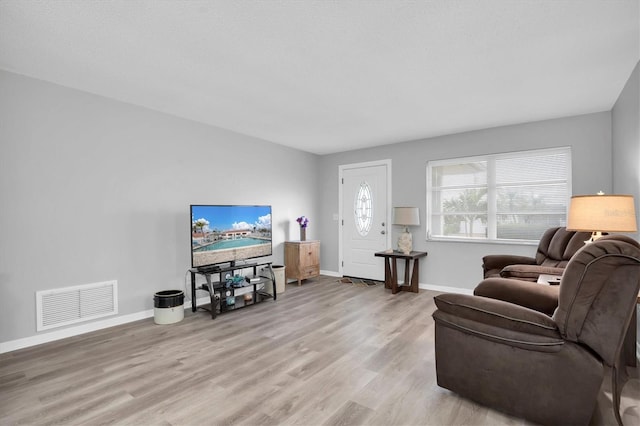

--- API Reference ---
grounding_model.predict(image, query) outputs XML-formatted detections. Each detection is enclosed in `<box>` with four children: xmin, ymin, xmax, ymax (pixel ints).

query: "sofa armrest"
<box><xmin>500</xmin><ymin>264</ymin><xmax>565</xmax><ymax>281</ymax></box>
<box><xmin>482</xmin><ymin>255</ymin><xmax>536</xmax><ymax>278</ymax></box>
<box><xmin>474</xmin><ymin>277</ymin><xmax>559</xmax><ymax>315</ymax></box>
<box><xmin>433</xmin><ymin>293</ymin><xmax>563</xmax><ymax>351</ymax></box>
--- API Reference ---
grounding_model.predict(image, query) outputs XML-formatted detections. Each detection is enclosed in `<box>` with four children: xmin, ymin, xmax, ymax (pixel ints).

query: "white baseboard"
<box><xmin>0</xmin><ymin>309</ymin><xmax>153</xmax><ymax>354</ymax></box>
<box><xmin>327</xmin><ymin>268</ymin><xmax>474</xmax><ymax>296</ymax></box>
<box><xmin>419</xmin><ymin>283</ymin><xmax>474</xmax><ymax>295</ymax></box>
<box><xmin>0</xmin><ymin>296</ymin><xmax>211</xmax><ymax>354</ymax></box>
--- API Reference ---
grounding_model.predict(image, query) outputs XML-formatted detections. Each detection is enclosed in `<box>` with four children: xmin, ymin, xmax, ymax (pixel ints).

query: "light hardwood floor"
<box><xmin>1</xmin><ymin>276</ymin><xmax>638</xmax><ymax>425</ymax></box>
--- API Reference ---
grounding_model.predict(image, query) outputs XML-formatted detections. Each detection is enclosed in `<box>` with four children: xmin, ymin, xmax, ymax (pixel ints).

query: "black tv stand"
<box><xmin>190</xmin><ymin>262</ymin><xmax>276</xmax><ymax>319</ymax></box>
<box><xmin>196</xmin><ymin>265</ymin><xmax>220</xmax><ymax>274</ymax></box>
<box><xmin>197</xmin><ymin>260</ymin><xmax>250</xmax><ymax>273</ymax></box>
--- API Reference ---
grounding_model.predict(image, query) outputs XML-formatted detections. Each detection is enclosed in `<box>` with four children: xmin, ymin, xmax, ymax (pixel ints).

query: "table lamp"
<box><xmin>393</xmin><ymin>207</ymin><xmax>420</xmax><ymax>254</ymax></box>
<box><xmin>566</xmin><ymin>192</ymin><xmax>637</xmax><ymax>243</ymax></box>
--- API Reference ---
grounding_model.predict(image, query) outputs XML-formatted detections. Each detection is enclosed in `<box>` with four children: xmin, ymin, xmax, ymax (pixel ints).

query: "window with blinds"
<box><xmin>426</xmin><ymin>147</ymin><xmax>572</xmax><ymax>242</ymax></box>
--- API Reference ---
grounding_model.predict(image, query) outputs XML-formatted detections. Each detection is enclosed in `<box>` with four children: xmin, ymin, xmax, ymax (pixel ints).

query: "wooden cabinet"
<box><xmin>285</xmin><ymin>241</ymin><xmax>320</xmax><ymax>286</ymax></box>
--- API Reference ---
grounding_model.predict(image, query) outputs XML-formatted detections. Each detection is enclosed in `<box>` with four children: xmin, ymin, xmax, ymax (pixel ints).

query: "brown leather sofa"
<box><xmin>482</xmin><ymin>226</ymin><xmax>591</xmax><ymax>281</ymax></box>
<box><xmin>433</xmin><ymin>235</ymin><xmax>640</xmax><ymax>425</ymax></box>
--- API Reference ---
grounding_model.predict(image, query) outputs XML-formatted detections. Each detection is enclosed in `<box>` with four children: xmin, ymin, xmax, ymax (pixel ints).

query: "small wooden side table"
<box><xmin>374</xmin><ymin>250</ymin><xmax>428</xmax><ymax>294</ymax></box>
<box><xmin>285</xmin><ymin>240</ymin><xmax>320</xmax><ymax>286</ymax></box>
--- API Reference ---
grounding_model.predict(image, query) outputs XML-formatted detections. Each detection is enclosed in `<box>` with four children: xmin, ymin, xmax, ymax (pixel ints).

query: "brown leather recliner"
<box><xmin>433</xmin><ymin>235</ymin><xmax>640</xmax><ymax>425</ymax></box>
<box><xmin>482</xmin><ymin>226</ymin><xmax>592</xmax><ymax>280</ymax></box>
<box><xmin>476</xmin><ymin>235</ymin><xmax>638</xmax><ymax>370</ymax></box>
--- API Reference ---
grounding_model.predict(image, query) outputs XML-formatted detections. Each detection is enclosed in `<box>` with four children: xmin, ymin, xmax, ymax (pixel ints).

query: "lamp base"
<box><xmin>585</xmin><ymin>231</ymin><xmax>604</xmax><ymax>244</ymax></box>
<box><xmin>397</xmin><ymin>228</ymin><xmax>412</xmax><ymax>255</ymax></box>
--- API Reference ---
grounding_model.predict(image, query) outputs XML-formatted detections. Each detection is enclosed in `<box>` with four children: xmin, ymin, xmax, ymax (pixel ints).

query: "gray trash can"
<box><xmin>153</xmin><ymin>290</ymin><xmax>184</xmax><ymax>324</ymax></box>
<box><xmin>272</xmin><ymin>265</ymin><xmax>286</xmax><ymax>294</ymax></box>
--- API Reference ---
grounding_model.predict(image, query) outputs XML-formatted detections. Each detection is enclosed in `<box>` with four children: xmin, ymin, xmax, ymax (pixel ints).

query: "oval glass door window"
<box><xmin>354</xmin><ymin>181</ymin><xmax>373</xmax><ymax>236</ymax></box>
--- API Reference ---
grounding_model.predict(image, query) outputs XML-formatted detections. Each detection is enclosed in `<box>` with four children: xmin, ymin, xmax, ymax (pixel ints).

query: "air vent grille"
<box><xmin>36</xmin><ymin>281</ymin><xmax>118</xmax><ymax>331</ymax></box>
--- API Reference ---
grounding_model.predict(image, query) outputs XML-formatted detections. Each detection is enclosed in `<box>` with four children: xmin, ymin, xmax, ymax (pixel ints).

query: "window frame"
<box><xmin>426</xmin><ymin>147</ymin><xmax>572</xmax><ymax>244</ymax></box>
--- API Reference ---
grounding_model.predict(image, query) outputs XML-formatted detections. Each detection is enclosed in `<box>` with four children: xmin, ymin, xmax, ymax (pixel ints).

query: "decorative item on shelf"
<box><xmin>296</xmin><ymin>215</ymin><xmax>309</xmax><ymax>241</ymax></box>
<box><xmin>392</xmin><ymin>207</ymin><xmax>420</xmax><ymax>254</ymax></box>
<box><xmin>567</xmin><ymin>192</ymin><xmax>637</xmax><ymax>243</ymax></box>
<box><xmin>226</xmin><ymin>274</ymin><xmax>245</xmax><ymax>288</ymax></box>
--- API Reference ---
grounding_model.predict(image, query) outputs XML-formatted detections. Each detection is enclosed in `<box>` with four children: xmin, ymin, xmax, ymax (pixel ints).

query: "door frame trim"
<box><xmin>338</xmin><ymin>159</ymin><xmax>392</xmax><ymax>277</ymax></box>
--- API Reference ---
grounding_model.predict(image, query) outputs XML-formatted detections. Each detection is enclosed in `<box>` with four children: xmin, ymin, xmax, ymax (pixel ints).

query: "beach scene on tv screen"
<box><xmin>191</xmin><ymin>205</ymin><xmax>272</xmax><ymax>267</ymax></box>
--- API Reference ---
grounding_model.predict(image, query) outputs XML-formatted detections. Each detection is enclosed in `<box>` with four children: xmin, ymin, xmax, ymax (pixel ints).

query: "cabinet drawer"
<box><xmin>301</xmin><ymin>265</ymin><xmax>319</xmax><ymax>278</ymax></box>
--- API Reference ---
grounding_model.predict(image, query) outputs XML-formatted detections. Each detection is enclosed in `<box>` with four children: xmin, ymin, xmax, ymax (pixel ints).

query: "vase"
<box><xmin>300</xmin><ymin>227</ymin><xmax>306</xmax><ymax>241</ymax></box>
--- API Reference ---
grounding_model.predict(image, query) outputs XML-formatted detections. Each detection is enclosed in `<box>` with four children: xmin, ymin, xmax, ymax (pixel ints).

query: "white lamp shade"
<box><xmin>393</xmin><ymin>207</ymin><xmax>420</xmax><ymax>226</ymax></box>
<box><xmin>567</xmin><ymin>194</ymin><xmax>637</xmax><ymax>233</ymax></box>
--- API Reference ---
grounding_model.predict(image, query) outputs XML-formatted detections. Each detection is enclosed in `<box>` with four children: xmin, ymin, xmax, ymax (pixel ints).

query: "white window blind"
<box><xmin>427</xmin><ymin>147</ymin><xmax>572</xmax><ymax>242</ymax></box>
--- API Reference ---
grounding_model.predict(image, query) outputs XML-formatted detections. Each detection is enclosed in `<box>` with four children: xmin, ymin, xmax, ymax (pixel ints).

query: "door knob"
<box><xmin>381</xmin><ymin>230</ymin><xmax>386</xmax><ymax>234</ymax></box>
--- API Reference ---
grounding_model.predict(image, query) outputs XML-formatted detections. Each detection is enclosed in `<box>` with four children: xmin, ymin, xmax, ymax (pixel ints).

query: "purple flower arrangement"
<box><xmin>296</xmin><ymin>216</ymin><xmax>309</xmax><ymax>228</ymax></box>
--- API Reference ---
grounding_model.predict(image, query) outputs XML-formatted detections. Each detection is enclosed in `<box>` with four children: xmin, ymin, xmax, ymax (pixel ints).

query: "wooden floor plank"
<box><xmin>1</xmin><ymin>276</ymin><xmax>638</xmax><ymax>425</ymax></box>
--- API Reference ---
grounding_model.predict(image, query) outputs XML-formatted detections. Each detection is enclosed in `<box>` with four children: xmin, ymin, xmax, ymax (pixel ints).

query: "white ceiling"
<box><xmin>1</xmin><ymin>1</ymin><xmax>638</xmax><ymax>155</ymax></box>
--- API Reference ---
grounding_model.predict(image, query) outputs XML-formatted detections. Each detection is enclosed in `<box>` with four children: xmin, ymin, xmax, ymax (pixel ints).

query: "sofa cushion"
<box><xmin>535</xmin><ymin>227</ymin><xmax>591</xmax><ymax>266</ymax></box>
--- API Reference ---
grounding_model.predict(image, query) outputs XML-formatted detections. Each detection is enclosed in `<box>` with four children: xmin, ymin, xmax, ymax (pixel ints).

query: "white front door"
<box><xmin>339</xmin><ymin>160</ymin><xmax>391</xmax><ymax>280</ymax></box>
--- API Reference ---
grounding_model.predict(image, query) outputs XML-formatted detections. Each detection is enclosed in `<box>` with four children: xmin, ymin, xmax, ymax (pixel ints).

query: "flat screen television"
<box><xmin>191</xmin><ymin>205</ymin><xmax>272</xmax><ymax>269</ymax></box>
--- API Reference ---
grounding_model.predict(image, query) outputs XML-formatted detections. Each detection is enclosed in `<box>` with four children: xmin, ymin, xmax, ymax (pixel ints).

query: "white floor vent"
<box><xmin>36</xmin><ymin>280</ymin><xmax>118</xmax><ymax>331</ymax></box>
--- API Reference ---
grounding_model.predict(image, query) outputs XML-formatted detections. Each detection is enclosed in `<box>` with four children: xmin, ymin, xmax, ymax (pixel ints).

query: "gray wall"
<box><xmin>611</xmin><ymin>61</ymin><xmax>640</xmax><ymax>346</ymax></box>
<box><xmin>612</xmin><ymin>61</ymin><xmax>640</xmax><ymax>241</ymax></box>
<box><xmin>318</xmin><ymin>112</ymin><xmax>613</xmax><ymax>290</ymax></box>
<box><xmin>3</xmin><ymin>63</ymin><xmax>636</xmax><ymax>346</ymax></box>
<box><xmin>0</xmin><ymin>70</ymin><xmax>319</xmax><ymax>342</ymax></box>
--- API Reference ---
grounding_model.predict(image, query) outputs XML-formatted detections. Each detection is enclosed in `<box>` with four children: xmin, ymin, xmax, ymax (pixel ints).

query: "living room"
<box><xmin>1</xmin><ymin>1</ymin><xmax>639</xmax><ymax>425</ymax></box>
